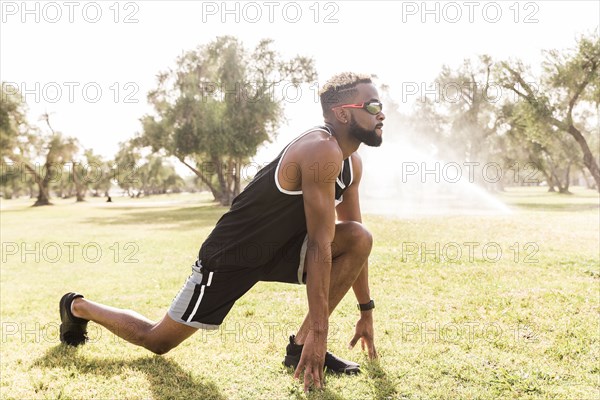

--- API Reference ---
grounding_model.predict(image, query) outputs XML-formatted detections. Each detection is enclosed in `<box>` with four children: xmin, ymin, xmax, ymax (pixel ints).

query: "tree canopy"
<box><xmin>137</xmin><ymin>36</ymin><xmax>317</xmax><ymax>205</ymax></box>
<box><xmin>499</xmin><ymin>33</ymin><xmax>600</xmax><ymax>191</ymax></box>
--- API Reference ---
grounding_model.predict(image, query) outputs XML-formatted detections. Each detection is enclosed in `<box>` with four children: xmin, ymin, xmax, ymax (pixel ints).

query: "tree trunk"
<box><xmin>177</xmin><ymin>156</ymin><xmax>228</xmax><ymax>205</ymax></box>
<box><xmin>23</xmin><ymin>163</ymin><xmax>52</xmax><ymax>206</ymax></box>
<box><xmin>552</xmin><ymin>170</ymin><xmax>564</xmax><ymax>193</ymax></box>
<box><xmin>553</xmin><ymin>166</ymin><xmax>572</xmax><ymax>194</ymax></box>
<box><xmin>534</xmin><ymin>160</ymin><xmax>555</xmax><ymax>191</ymax></box>
<box><xmin>562</xmin><ymin>163</ymin><xmax>571</xmax><ymax>193</ymax></box>
<box><xmin>547</xmin><ymin>155</ymin><xmax>565</xmax><ymax>193</ymax></box>
<box><xmin>567</xmin><ymin>124</ymin><xmax>600</xmax><ymax>192</ymax></box>
<box><xmin>217</xmin><ymin>157</ymin><xmax>232</xmax><ymax>206</ymax></box>
<box><xmin>72</xmin><ymin>162</ymin><xmax>86</xmax><ymax>202</ymax></box>
<box><xmin>581</xmin><ymin>168</ymin><xmax>596</xmax><ymax>190</ymax></box>
<box><xmin>33</xmin><ymin>184</ymin><xmax>51</xmax><ymax>206</ymax></box>
<box><xmin>233</xmin><ymin>157</ymin><xmax>242</xmax><ymax>197</ymax></box>
<box><xmin>558</xmin><ymin>187</ymin><xmax>572</xmax><ymax>194</ymax></box>
<box><xmin>544</xmin><ymin>171</ymin><xmax>555</xmax><ymax>192</ymax></box>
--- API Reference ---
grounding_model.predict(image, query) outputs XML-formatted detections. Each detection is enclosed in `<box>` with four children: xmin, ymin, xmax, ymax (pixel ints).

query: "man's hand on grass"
<box><xmin>294</xmin><ymin>329</ymin><xmax>327</xmax><ymax>392</ymax></box>
<box><xmin>349</xmin><ymin>311</ymin><xmax>377</xmax><ymax>359</ymax></box>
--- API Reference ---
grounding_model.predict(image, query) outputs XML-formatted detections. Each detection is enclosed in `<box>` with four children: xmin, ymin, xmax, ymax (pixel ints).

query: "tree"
<box><xmin>113</xmin><ymin>140</ymin><xmax>142</xmax><ymax>197</ymax></box>
<box><xmin>0</xmin><ymin>84</ymin><xmax>28</xmax><ymax>199</ymax></box>
<box><xmin>113</xmin><ymin>140</ymin><xmax>184</xmax><ymax>197</ymax></box>
<box><xmin>405</xmin><ymin>56</ymin><xmax>506</xmax><ymax>190</ymax></box>
<box><xmin>499</xmin><ymin>101</ymin><xmax>580</xmax><ymax>192</ymax></box>
<box><xmin>499</xmin><ymin>33</ymin><xmax>600</xmax><ymax>191</ymax></box>
<box><xmin>436</xmin><ymin>55</ymin><xmax>503</xmax><ymax>169</ymax></box>
<box><xmin>54</xmin><ymin>149</ymin><xmax>113</xmax><ymax>201</ymax></box>
<box><xmin>137</xmin><ymin>155</ymin><xmax>184</xmax><ymax>195</ymax></box>
<box><xmin>0</xmin><ymin>85</ymin><xmax>80</xmax><ymax>205</ymax></box>
<box><xmin>28</xmin><ymin>113</ymin><xmax>79</xmax><ymax>205</ymax></box>
<box><xmin>83</xmin><ymin>150</ymin><xmax>113</xmax><ymax>198</ymax></box>
<box><xmin>138</xmin><ymin>36</ymin><xmax>317</xmax><ymax>205</ymax></box>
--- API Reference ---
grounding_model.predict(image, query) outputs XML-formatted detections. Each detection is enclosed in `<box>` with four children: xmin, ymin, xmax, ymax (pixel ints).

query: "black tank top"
<box><xmin>199</xmin><ymin>125</ymin><xmax>353</xmax><ymax>270</ymax></box>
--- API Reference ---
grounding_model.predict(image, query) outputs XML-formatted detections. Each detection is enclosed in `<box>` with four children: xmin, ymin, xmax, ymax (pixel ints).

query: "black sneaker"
<box><xmin>59</xmin><ymin>292</ymin><xmax>89</xmax><ymax>346</ymax></box>
<box><xmin>283</xmin><ymin>334</ymin><xmax>360</xmax><ymax>374</ymax></box>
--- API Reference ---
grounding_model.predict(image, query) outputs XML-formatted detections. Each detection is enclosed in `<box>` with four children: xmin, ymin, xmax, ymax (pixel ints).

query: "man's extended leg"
<box><xmin>69</xmin><ymin>297</ymin><xmax>197</xmax><ymax>354</ymax></box>
<box><xmin>292</xmin><ymin>220</ymin><xmax>372</xmax><ymax>345</ymax></box>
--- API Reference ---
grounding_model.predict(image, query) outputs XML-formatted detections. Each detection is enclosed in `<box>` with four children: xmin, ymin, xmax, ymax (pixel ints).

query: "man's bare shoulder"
<box><xmin>286</xmin><ymin>129</ymin><xmax>342</xmax><ymax>163</ymax></box>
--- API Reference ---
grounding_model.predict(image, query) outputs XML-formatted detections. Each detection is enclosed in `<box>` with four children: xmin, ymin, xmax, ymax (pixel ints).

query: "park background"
<box><xmin>1</xmin><ymin>1</ymin><xmax>599</xmax><ymax>399</ymax></box>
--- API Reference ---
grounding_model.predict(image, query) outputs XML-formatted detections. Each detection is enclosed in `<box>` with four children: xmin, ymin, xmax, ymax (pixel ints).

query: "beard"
<box><xmin>349</xmin><ymin>117</ymin><xmax>383</xmax><ymax>147</ymax></box>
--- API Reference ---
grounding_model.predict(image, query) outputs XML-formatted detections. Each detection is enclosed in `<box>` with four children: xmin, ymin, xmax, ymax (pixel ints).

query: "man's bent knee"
<box><xmin>334</xmin><ymin>221</ymin><xmax>373</xmax><ymax>258</ymax></box>
<box><xmin>143</xmin><ymin>314</ymin><xmax>198</xmax><ymax>355</ymax></box>
<box><xmin>350</xmin><ymin>222</ymin><xmax>373</xmax><ymax>252</ymax></box>
<box><xmin>143</xmin><ymin>331</ymin><xmax>182</xmax><ymax>355</ymax></box>
<box><xmin>147</xmin><ymin>340</ymin><xmax>176</xmax><ymax>355</ymax></box>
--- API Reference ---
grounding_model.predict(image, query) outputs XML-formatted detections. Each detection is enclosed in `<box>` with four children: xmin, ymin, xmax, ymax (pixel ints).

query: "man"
<box><xmin>59</xmin><ymin>72</ymin><xmax>385</xmax><ymax>392</ymax></box>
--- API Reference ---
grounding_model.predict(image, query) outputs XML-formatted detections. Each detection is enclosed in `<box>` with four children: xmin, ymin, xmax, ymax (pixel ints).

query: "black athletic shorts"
<box><xmin>168</xmin><ymin>234</ymin><xmax>308</xmax><ymax>329</ymax></box>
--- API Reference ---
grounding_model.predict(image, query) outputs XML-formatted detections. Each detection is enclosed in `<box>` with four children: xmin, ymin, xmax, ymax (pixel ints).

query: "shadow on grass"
<box><xmin>84</xmin><ymin>205</ymin><xmax>226</xmax><ymax>229</ymax></box>
<box><xmin>289</xmin><ymin>386</ymin><xmax>347</xmax><ymax>400</ymax></box>
<box><xmin>34</xmin><ymin>345</ymin><xmax>226</xmax><ymax>400</ymax></box>
<box><xmin>282</xmin><ymin>364</ymin><xmax>347</xmax><ymax>400</ymax></box>
<box><xmin>287</xmin><ymin>359</ymin><xmax>400</xmax><ymax>400</ymax></box>
<box><xmin>363</xmin><ymin>359</ymin><xmax>400</xmax><ymax>400</ymax></box>
<box><xmin>511</xmin><ymin>203</ymin><xmax>599</xmax><ymax>212</ymax></box>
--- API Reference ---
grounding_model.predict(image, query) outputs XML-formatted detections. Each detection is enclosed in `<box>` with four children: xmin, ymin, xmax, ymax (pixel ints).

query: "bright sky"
<box><xmin>2</xmin><ymin>0</ymin><xmax>599</xmax><ymax>166</ymax></box>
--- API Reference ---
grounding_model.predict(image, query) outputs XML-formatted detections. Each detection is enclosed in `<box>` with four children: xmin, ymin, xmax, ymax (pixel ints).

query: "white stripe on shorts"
<box><xmin>168</xmin><ymin>261</ymin><xmax>219</xmax><ymax>330</ymax></box>
<box><xmin>186</xmin><ymin>284</ymin><xmax>206</xmax><ymax>323</ymax></box>
<box><xmin>297</xmin><ymin>235</ymin><xmax>309</xmax><ymax>284</ymax></box>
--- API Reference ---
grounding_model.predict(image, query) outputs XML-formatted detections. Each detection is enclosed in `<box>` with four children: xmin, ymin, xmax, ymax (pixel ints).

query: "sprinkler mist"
<box><xmin>358</xmin><ymin>127</ymin><xmax>511</xmax><ymax>219</ymax></box>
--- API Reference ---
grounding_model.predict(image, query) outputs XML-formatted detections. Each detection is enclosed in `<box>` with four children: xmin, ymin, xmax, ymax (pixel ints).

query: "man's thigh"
<box><xmin>168</xmin><ymin>262</ymin><xmax>261</xmax><ymax>328</ymax></box>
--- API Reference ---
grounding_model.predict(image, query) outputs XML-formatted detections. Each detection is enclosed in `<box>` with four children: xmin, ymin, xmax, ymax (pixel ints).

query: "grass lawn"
<box><xmin>1</xmin><ymin>187</ymin><xmax>598</xmax><ymax>399</ymax></box>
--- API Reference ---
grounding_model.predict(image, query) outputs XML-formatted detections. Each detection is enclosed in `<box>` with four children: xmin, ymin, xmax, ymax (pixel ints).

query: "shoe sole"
<box><xmin>59</xmin><ymin>292</ymin><xmax>88</xmax><ymax>346</ymax></box>
<box><xmin>283</xmin><ymin>355</ymin><xmax>360</xmax><ymax>374</ymax></box>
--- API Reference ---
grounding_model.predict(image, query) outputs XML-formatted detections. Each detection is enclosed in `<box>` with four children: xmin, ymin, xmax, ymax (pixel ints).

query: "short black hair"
<box><xmin>319</xmin><ymin>72</ymin><xmax>373</xmax><ymax>114</ymax></box>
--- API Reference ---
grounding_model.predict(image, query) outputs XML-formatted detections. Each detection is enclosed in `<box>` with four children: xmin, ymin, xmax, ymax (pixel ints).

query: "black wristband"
<box><xmin>358</xmin><ymin>299</ymin><xmax>375</xmax><ymax>311</ymax></box>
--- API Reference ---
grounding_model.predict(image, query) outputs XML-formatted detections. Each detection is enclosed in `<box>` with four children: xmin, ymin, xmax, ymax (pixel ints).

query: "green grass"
<box><xmin>1</xmin><ymin>188</ymin><xmax>598</xmax><ymax>399</ymax></box>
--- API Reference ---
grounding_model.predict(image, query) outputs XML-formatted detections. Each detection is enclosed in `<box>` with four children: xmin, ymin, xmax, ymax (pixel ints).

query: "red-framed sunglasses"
<box><xmin>333</xmin><ymin>101</ymin><xmax>383</xmax><ymax>115</ymax></box>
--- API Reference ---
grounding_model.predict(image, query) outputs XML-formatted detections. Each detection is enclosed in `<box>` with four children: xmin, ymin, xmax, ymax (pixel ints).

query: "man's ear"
<box><xmin>331</xmin><ymin>107</ymin><xmax>349</xmax><ymax>124</ymax></box>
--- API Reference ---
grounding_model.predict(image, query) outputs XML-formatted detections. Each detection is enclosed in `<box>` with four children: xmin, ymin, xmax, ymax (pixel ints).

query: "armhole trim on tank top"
<box><xmin>336</xmin><ymin>158</ymin><xmax>346</xmax><ymax>189</ymax></box>
<box><xmin>348</xmin><ymin>154</ymin><xmax>354</xmax><ymax>187</ymax></box>
<box><xmin>275</xmin><ymin>127</ymin><xmax>331</xmax><ymax>196</ymax></box>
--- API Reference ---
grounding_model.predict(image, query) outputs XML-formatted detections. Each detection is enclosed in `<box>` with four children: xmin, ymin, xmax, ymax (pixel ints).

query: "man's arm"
<box><xmin>293</xmin><ymin>137</ymin><xmax>343</xmax><ymax>391</ymax></box>
<box><xmin>335</xmin><ymin>152</ymin><xmax>377</xmax><ymax>359</ymax></box>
